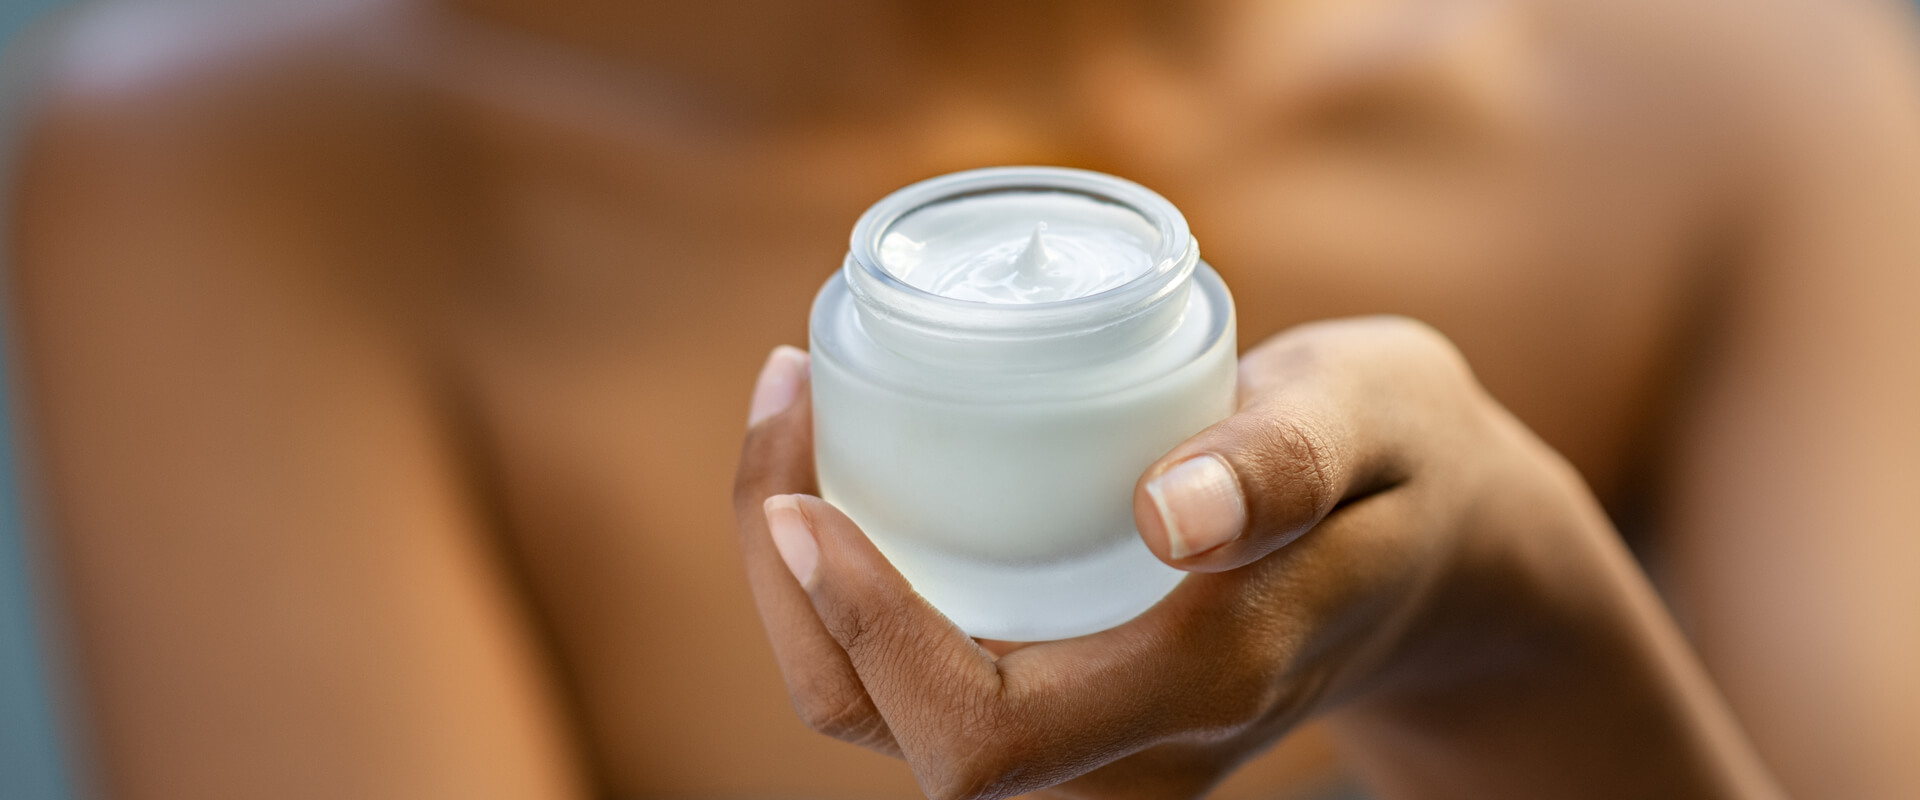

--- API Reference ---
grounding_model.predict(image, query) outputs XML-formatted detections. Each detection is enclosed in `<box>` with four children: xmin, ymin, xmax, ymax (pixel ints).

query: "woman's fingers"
<box><xmin>766</xmin><ymin>494</ymin><xmax>1314</xmax><ymax>799</ymax></box>
<box><xmin>1135</xmin><ymin>316</ymin><xmax>1471</xmax><ymax>573</ymax></box>
<box><xmin>763</xmin><ymin>495</ymin><xmax>1033</xmax><ymax>797</ymax></box>
<box><xmin>732</xmin><ymin>347</ymin><xmax>901</xmax><ymax>756</ymax></box>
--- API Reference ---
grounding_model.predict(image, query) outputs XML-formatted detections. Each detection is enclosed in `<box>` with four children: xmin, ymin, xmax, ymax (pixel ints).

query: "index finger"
<box><xmin>732</xmin><ymin>347</ymin><xmax>900</xmax><ymax>755</ymax></box>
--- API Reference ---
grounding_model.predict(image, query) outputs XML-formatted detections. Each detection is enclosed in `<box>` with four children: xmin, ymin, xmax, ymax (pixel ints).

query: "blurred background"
<box><xmin>2</xmin><ymin>3</ymin><xmax>79</xmax><ymax>799</ymax></box>
<box><xmin>0</xmin><ymin>1</ymin><xmax>1914</xmax><ymax>799</ymax></box>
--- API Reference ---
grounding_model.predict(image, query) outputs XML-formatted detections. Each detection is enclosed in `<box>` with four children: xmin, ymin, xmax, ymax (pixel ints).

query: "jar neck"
<box><xmin>843</xmin><ymin>167</ymin><xmax>1199</xmax><ymax>371</ymax></box>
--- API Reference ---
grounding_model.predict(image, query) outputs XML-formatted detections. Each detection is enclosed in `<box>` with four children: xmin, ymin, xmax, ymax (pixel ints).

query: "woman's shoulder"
<box><xmin>23</xmin><ymin>0</ymin><xmax>433</xmax><ymax>118</ymax></box>
<box><xmin>11</xmin><ymin>0</ymin><xmax>457</xmax><ymax>215</ymax></box>
<box><xmin>8</xmin><ymin>1</ymin><xmax>475</xmax><ymax>312</ymax></box>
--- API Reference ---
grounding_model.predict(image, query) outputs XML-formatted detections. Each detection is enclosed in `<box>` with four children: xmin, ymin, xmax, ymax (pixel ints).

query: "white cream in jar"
<box><xmin>810</xmin><ymin>167</ymin><xmax>1237</xmax><ymax>641</ymax></box>
<box><xmin>879</xmin><ymin>192</ymin><xmax>1158</xmax><ymax>303</ymax></box>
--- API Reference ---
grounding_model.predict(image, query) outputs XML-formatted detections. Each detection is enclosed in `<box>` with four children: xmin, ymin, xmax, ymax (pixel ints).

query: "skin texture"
<box><xmin>6</xmin><ymin>0</ymin><xmax>1919</xmax><ymax>797</ymax></box>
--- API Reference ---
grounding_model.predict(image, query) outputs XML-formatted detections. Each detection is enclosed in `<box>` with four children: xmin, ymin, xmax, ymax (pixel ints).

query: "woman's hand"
<box><xmin>733</xmin><ymin>317</ymin><xmax>1779</xmax><ymax>800</ymax></box>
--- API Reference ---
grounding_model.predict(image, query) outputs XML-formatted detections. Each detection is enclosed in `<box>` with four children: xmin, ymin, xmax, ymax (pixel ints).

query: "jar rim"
<box><xmin>846</xmin><ymin>166</ymin><xmax>1197</xmax><ymax>339</ymax></box>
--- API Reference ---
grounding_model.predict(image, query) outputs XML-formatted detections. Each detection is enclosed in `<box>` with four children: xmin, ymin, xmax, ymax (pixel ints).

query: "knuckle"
<box><xmin>791</xmin><ymin>683</ymin><xmax>887</xmax><ymax>746</ymax></box>
<box><xmin>823</xmin><ymin>591</ymin><xmax>947</xmax><ymax>681</ymax></box>
<box><xmin>1365</xmin><ymin>313</ymin><xmax>1448</xmax><ymax>347</ymax></box>
<box><xmin>1249</xmin><ymin>411</ymin><xmax>1341</xmax><ymax>521</ymax></box>
<box><xmin>1186</xmin><ymin>630</ymin><xmax>1292</xmax><ymax>735</ymax></box>
<box><xmin>822</xmin><ymin>594</ymin><xmax>894</xmax><ymax>659</ymax></box>
<box><xmin>923</xmin><ymin>776</ymin><xmax>1002</xmax><ymax>800</ymax></box>
<box><xmin>910</xmin><ymin>699</ymin><xmax>1027</xmax><ymax>800</ymax></box>
<box><xmin>1213</xmin><ymin>659</ymin><xmax>1290</xmax><ymax>734</ymax></box>
<box><xmin>917</xmin><ymin>744</ymin><xmax>1021</xmax><ymax>800</ymax></box>
<box><xmin>1354</xmin><ymin>316</ymin><xmax>1497</xmax><ymax>442</ymax></box>
<box><xmin>1371</xmin><ymin>315</ymin><xmax>1476</xmax><ymax>386</ymax></box>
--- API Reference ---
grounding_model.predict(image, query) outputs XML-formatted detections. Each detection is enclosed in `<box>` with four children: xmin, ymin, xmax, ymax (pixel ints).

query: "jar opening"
<box><xmin>877</xmin><ymin>190</ymin><xmax>1161</xmax><ymax>305</ymax></box>
<box><xmin>846</xmin><ymin>166</ymin><xmax>1198</xmax><ymax>344</ymax></box>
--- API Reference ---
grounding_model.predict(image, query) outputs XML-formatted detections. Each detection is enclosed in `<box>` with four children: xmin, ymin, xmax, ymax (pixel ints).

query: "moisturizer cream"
<box><xmin>810</xmin><ymin>167</ymin><xmax>1237</xmax><ymax>641</ymax></box>
<box><xmin>879</xmin><ymin>192</ymin><xmax>1158</xmax><ymax>303</ymax></box>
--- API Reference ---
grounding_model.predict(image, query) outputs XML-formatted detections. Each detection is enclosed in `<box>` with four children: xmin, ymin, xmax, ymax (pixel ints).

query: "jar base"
<box><xmin>860</xmin><ymin>530</ymin><xmax>1188</xmax><ymax>642</ymax></box>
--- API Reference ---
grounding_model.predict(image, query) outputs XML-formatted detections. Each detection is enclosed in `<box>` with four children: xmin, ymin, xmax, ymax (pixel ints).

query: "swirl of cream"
<box><xmin>878</xmin><ymin>191</ymin><xmax>1160</xmax><ymax>304</ymax></box>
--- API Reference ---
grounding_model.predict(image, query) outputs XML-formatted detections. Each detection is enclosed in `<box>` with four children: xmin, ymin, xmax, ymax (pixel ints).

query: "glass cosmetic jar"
<box><xmin>809</xmin><ymin>166</ymin><xmax>1236</xmax><ymax>641</ymax></box>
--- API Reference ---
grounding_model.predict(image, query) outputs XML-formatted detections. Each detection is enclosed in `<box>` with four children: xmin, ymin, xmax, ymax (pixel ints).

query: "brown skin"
<box><xmin>8</xmin><ymin>0</ymin><xmax>1920</xmax><ymax>797</ymax></box>
<box><xmin>733</xmin><ymin>319</ymin><xmax>1781</xmax><ymax>799</ymax></box>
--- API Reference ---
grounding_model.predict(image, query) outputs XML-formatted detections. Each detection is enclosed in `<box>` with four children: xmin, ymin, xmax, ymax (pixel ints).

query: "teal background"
<box><xmin>2</xmin><ymin>2</ymin><xmax>79</xmax><ymax>799</ymax></box>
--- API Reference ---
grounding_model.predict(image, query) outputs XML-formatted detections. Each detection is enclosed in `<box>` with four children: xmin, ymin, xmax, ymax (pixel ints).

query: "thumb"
<box><xmin>1133</xmin><ymin>367</ymin><xmax>1397</xmax><ymax>574</ymax></box>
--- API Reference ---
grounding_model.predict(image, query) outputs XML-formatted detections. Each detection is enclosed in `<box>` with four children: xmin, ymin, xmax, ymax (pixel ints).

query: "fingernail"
<box><xmin>763</xmin><ymin>495</ymin><xmax>819</xmax><ymax>587</ymax></box>
<box><xmin>1147</xmin><ymin>454</ymin><xmax>1247</xmax><ymax>560</ymax></box>
<box><xmin>748</xmin><ymin>346</ymin><xmax>809</xmax><ymax>426</ymax></box>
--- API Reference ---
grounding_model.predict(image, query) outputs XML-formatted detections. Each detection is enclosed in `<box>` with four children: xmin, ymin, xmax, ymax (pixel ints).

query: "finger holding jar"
<box><xmin>733</xmin><ymin>316</ymin><xmax>1783</xmax><ymax>800</ymax></box>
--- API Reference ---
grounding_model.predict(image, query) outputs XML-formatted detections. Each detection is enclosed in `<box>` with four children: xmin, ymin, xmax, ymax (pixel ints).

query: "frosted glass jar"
<box><xmin>809</xmin><ymin>167</ymin><xmax>1236</xmax><ymax>641</ymax></box>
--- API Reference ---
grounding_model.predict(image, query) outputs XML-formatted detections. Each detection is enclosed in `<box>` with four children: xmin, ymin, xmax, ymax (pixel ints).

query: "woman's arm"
<box><xmin>7</xmin><ymin>44</ymin><xmax>588</xmax><ymax>798</ymax></box>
